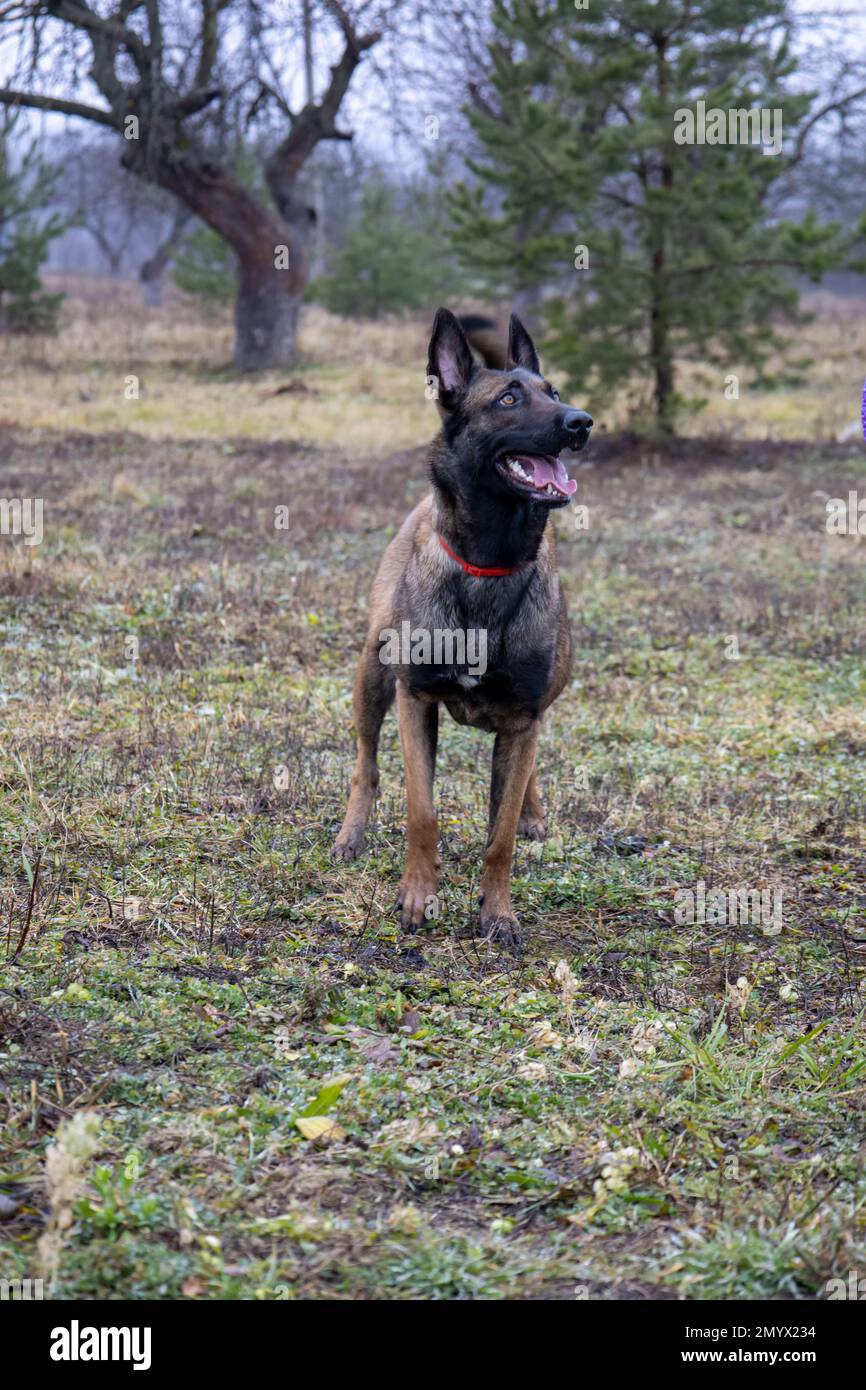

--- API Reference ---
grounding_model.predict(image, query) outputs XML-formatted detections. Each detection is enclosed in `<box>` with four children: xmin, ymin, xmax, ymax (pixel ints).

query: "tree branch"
<box><xmin>265</xmin><ymin>4</ymin><xmax>380</xmax><ymax>216</ymax></box>
<box><xmin>791</xmin><ymin>82</ymin><xmax>866</xmax><ymax>165</ymax></box>
<box><xmin>195</xmin><ymin>0</ymin><xmax>230</xmax><ymax>91</ymax></box>
<box><xmin>0</xmin><ymin>85</ymin><xmax>118</xmax><ymax>127</ymax></box>
<box><xmin>169</xmin><ymin>86</ymin><xmax>221</xmax><ymax>118</ymax></box>
<box><xmin>139</xmin><ymin>204</ymin><xmax>191</xmax><ymax>283</ymax></box>
<box><xmin>44</xmin><ymin>0</ymin><xmax>152</xmax><ymax>74</ymax></box>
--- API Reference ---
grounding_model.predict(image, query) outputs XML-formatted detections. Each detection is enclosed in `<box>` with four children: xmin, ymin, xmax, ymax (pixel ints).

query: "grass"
<box><xmin>1</xmin><ymin>282</ymin><xmax>866</xmax><ymax>1300</ymax></box>
<box><xmin>1</xmin><ymin>276</ymin><xmax>864</xmax><ymax>445</ymax></box>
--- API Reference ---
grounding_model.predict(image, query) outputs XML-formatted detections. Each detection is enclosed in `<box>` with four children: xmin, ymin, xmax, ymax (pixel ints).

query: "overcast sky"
<box><xmin>3</xmin><ymin>0</ymin><xmax>865</xmax><ymax>169</ymax></box>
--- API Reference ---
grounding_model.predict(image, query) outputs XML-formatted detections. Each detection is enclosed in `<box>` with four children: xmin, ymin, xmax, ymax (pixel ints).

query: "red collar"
<box><xmin>437</xmin><ymin>534</ymin><xmax>525</xmax><ymax>578</ymax></box>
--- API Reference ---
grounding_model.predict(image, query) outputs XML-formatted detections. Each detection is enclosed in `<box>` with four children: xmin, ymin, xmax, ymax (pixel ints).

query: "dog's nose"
<box><xmin>563</xmin><ymin>410</ymin><xmax>593</xmax><ymax>433</ymax></box>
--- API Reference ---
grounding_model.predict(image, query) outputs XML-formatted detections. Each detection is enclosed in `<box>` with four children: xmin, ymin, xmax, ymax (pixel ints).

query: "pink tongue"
<box><xmin>520</xmin><ymin>455</ymin><xmax>577</xmax><ymax>497</ymax></box>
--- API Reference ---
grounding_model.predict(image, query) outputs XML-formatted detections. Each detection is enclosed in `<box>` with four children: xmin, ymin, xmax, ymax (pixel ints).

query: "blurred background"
<box><xmin>1</xmin><ymin>0</ymin><xmax>865</xmax><ymax>443</ymax></box>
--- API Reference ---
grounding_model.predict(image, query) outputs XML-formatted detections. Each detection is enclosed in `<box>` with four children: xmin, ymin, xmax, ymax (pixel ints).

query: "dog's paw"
<box><xmin>332</xmin><ymin>826</ymin><xmax>365</xmax><ymax>861</ymax></box>
<box><xmin>478</xmin><ymin>913</ymin><xmax>523</xmax><ymax>950</ymax></box>
<box><xmin>396</xmin><ymin>873</ymin><xmax>439</xmax><ymax>930</ymax></box>
<box><xmin>518</xmin><ymin>813</ymin><xmax>547</xmax><ymax>842</ymax></box>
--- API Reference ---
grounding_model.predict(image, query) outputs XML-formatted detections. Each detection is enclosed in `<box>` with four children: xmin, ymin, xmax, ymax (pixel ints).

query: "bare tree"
<box><xmin>0</xmin><ymin>0</ymin><xmax>384</xmax><ymax>368</ymax></box>
<box><xmin>53</xmin><ymin>130</ymin><xmax>178</xmax><ymax>276</ymax></box>
<box><xmin>139</xmin><ymin>202</ymin><xmax>191</xmax><ymax>304</ymax></box>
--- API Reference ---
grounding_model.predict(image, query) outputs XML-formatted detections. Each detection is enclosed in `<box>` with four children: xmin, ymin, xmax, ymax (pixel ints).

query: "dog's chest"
<box><xmin>408</xmin><ymin>644</ymin><xmax>554</xmax><ymax>730</ymax></box>
<box><xmin>443</xmin><ymin>688</ymin><xmax>539</xmax><ymax>734</ymax></box>
<box><xmin>395</xmin><ymin>566</ymin><xmax>559</xmax><ymax>727</ymax></box>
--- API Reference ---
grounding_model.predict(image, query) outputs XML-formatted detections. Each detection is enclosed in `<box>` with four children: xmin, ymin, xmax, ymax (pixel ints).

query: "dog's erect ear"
<box><xmin>427</xmin><ymin>308</ymin><xmax>475</xmax><ymax>402</ymax></box>
<box><xmin>506</xmin><ymin>312</ymin><xmax>540</xmax><ymax>375</ymax></box>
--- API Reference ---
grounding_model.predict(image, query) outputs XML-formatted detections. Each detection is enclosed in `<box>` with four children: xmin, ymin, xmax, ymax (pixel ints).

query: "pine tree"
<box><xmin>449</xmin><ymin>0</ymin><xmax>846</xmax><ymax>432</ymax></box>
<box><xmin>0</xmin><ymin>134</ymin><xmax>65</xmax><ymax>334</ymax></box>
<box><xmin>311</xmin><ymin>175</ymin><xmax>467</xmax><ymax>320</ymax></box>
<box><xmin>171</xmin><ymin>225</ymin><xmax>238</xmax><ymax>312</ymax></box>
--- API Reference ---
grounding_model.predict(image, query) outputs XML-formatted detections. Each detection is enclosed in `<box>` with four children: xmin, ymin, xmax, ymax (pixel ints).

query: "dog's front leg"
<box><xmin>480</xmin><ymin>724</ymin><xmax>540</xmax><ymax>946</ymax></box>
<box><xmin>333</xmin><ymin>640</ymin><xmax>396</xmax><ymax>861</ymax></box>
<box><xmin>518</xmin><ymin>762</ymin><xmax>547</xmax><ymax>841</ymax></box>
<box><xmin>395</xmin><ymin>682</ymin><xmax>441</xmax><ymax>929</ymax></box>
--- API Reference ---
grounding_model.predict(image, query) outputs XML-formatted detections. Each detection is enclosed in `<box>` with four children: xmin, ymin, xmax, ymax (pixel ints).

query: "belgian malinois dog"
<box><xmin>333</xmin><ymin>308</ymin><xmax>592</xmax><ymax>945</ymax></box>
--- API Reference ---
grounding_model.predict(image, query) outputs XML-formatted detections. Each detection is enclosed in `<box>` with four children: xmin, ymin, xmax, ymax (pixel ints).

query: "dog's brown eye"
<box><xmin>499</xmin><ymin>392</ymin><xmax>517</xmax><ymax>406</ymax></box>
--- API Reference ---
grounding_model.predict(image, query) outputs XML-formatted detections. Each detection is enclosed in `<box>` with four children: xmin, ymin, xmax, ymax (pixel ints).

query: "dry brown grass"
<box><xmin>1</xmin><ymin>275</ymin><xmax>863</xmax><ymax>447</ymax></box>
<box><xmin>681</xmin><ymin>291</ymin><xmax>866</xmax><ymax>441</ymax></box>
<box><xmin>0</xmin><ymin>276</ymin><xmax>432</xmax><ymax>452</ymax></box>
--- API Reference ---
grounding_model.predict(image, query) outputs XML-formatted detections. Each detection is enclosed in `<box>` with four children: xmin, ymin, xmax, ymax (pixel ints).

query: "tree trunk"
<box><xmin>301</xmin><ymin>0</ymin><xmax>326</xmax><ymax>280</ymax></box>
<box><xmin>234</xmin><ymin>269</ymin><xmax>301</xmax><ymax>371</ymax></box>
<box><xmin>651</xmin><ymin>36</ymin><xmax>675</xmax><ymax>436</ymax></box>
<box><xmin>140</xmin><ymin>208</ymin><xmax>191</xmax><ymax>307</ymax></box>
<box><xmin>147</xmin><ymin>155</ymin><xmax>310</xmax><ymax>370</ymax></box>
<box><xmin>228</xmin><ymin>199</ymin><xmax>314</xmax><ymax>370</ymax></box>
<box><xmin>650</xmin><ymin>283</ymin><xmax>674</xmax><ymax>435</ymax></box>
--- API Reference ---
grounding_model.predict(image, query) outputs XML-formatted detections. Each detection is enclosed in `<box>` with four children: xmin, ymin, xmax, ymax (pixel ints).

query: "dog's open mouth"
<box><xmin>495</xmin><ymin>453</ymin><xmax>578</xmax><ymax>501</ymax></box>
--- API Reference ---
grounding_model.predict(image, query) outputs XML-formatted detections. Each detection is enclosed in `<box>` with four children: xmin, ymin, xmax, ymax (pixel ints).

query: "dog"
<box><xmin>333</xmin><ymin>308</ymin><xmax>592</xmax><ymax>945</ymax></box>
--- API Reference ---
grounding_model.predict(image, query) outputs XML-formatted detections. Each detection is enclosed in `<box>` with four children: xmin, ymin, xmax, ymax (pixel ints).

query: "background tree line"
<box><xmin>1</xmin><ymin>0</ymin><xmax>866</xmax><ymax>430</ymax></box>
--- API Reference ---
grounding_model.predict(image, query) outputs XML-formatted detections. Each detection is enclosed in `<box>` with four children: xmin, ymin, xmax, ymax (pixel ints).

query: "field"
<box><xmin>1</xmin><ymin>279</ymin><xmax>866</xmax><ymax>1300</ymax></box>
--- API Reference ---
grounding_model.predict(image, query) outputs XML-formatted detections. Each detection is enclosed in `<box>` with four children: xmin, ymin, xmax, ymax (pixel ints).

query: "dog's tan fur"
<box><xmin>333</xmin><ymin>309</ymin><xmax>591</xmax><ymax>945</ymax></box>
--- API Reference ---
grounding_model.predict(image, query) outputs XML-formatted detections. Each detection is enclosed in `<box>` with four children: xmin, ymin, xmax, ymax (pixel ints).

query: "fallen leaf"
<box><xmin>374</xmin><ymin>1117</ymin><xmax>439</xmax><ymax>1149</ymax></box>
<box><xmin>359</xmin><ymin>1034</ymin><xmax>400</xmax><ymax>1064</ymax></box>
<box><xmin>298</xmin><ymin>1073</ymin><xmax>352</xmax><ymax>1117</ymax></box>
<box><xmin>295</xmin><ymin>1115</ymin><xmax>345</xmax><ymax>1142</ymax></box>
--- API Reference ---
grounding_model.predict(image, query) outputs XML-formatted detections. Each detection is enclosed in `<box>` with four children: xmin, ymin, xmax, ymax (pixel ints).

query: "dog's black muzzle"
<box><xmin>497</xmin><ymin>408</ymin><xmax>593</xmax><ymax>463</ymax></box>
<box><xmin>561</xmin><ymin>409</ymin><xmax>593</xmax><ymax>452</ymax></box>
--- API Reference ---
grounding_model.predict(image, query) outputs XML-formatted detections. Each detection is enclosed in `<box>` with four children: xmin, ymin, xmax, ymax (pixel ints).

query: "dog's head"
<box><xmin>427</xmin><ymin>307</ymin><xmax>592</xmax><ymax>509</ymax></box>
